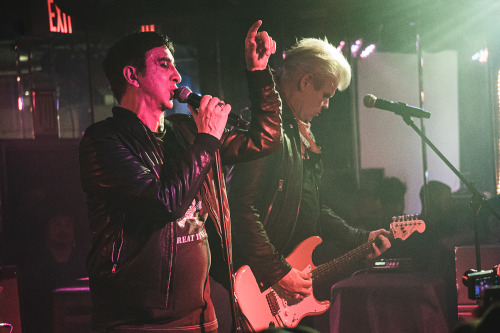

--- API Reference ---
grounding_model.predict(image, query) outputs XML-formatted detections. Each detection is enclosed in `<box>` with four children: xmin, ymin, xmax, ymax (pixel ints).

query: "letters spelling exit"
<box><xmin>47</xmin><ymin>0</ymin><xmax>73</xmax><ymax>34</ymax></box>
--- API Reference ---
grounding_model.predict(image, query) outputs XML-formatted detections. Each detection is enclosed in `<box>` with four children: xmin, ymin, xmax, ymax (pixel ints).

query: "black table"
<box><xmin>330</xmin><ymin>272</ymin><xmax>449</xmax><ymax>333</ymax></box>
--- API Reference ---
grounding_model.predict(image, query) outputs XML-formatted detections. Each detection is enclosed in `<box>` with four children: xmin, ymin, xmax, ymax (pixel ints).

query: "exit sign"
<box><xmin>47</xmin><ymin>0</ymin><xmax>72</xmax><ymax>34</ymax></box>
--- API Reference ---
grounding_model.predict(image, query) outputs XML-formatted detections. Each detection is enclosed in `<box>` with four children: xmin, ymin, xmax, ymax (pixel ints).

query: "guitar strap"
<box><xmin>214</xmin><ymin>152</ymin><xmax>249</xmax><ymax>332</ymax></box>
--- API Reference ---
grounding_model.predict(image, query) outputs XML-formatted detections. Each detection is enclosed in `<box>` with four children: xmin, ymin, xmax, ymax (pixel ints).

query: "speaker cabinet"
<box><xmin>52</xmin><ymin>281</ymin><xmax>91</xmax><ymax>333</ymax></box>
<box><xmin>0</xmin><ymin>266</ymin><xmax>23</xmax><ymax>333</ymax></box>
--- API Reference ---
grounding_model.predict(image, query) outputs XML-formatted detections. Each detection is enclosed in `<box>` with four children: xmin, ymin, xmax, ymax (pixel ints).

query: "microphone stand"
<box><xmin>396</xmin><ymin>109</ymin><xmax>500</xmax><ymax>271</ymax></box>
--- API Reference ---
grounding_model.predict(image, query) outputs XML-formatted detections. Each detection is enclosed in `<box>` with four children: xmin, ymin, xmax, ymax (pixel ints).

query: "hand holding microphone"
<box><xmin>174</xmin><ymin>86</ymin><xmax>249</xmax><ymax>130</ymax></box>
<box><xmin>174</xmin><ymin>87</ymin><xmax>231</xmax><ymax>140</ymax></box>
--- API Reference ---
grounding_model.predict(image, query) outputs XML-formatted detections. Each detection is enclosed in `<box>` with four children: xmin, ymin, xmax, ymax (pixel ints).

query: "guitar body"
<box><xmin>235</xmin><ymin>218</ymin><xmax>425</xmax><ymax>331</ymax></box>
<box><xmin>234</xmin><ymin>236</ymin><xmax>330</xmax><ymax>331</ymax></box>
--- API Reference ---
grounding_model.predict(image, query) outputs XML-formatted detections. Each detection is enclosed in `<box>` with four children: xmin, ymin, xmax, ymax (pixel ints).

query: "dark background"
<box><xmin>0</xmin><ymin>0</ymin><xmax>498</xmax><ymax>263</ymax></box>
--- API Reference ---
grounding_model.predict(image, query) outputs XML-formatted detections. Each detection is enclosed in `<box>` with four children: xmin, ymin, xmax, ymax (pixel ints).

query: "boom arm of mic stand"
<box><xmin>399</xmin><ymin>113</ymin><xmax>500</xmax><ymax>272</ymax></box>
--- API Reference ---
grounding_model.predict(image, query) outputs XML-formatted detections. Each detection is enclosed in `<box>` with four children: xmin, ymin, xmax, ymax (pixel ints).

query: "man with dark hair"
<box><xmin>79</xmin><ymin>21</ymin><xmax>280</xmax><ymax>332</ymax></box>
<box><xmin>420</xmin><ymin>180</ymin><xmax>453</xmax><ymax>219</ymax></box>
<box><xmin>377</xmin><ymin>177</ymin><xmax>407</xmax><ymax>228</ymax></box>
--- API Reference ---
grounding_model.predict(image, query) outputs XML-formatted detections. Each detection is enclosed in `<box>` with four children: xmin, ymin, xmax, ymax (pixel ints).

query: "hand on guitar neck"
<box><xmin>367</xmin><ymin>228</ymin><xmax>392</xmax><ymax>259</ymax></box>
<box><xmin>274</xmin><ymin>229</ymin><xmax>391</xmax><ymax>302</ymax></box>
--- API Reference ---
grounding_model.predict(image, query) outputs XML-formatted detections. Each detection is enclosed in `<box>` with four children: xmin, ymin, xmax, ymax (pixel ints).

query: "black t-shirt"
<box><xmin>285</xmin><ymin>151</ymin><xmax>322</xmax><ymax>256</ymax></box>
<box><xmin>140</xmin><ymin>133</ymin><xmax>217</xmax><ymax>332</ymax></box>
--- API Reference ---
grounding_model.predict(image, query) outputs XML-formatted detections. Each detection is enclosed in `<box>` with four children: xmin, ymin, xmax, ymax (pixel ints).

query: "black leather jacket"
<box><xmin>228</xmin><ymin>102</ymin><xmax>369</xmax><ymax>291</ymax></box>
<box><xmin>79</xmin><ymin>69</ymin><xmax>281</xmax><ymax>328</ymax></box>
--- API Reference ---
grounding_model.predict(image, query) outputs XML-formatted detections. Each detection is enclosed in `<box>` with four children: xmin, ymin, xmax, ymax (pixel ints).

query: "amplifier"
<box><xmin>0</xmin><ymin>266</ymin><xmax>23</xmax><ymax>333</ymax></box>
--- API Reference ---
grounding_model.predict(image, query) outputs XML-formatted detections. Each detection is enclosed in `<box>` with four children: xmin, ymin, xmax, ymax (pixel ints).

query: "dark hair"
<box><xmin>419</xmin><ymin>180</ymin><xmax>451</xmax><ymax>202</ymax></box>
<box><xmin>378</xmin><ymin>177</ymin><xmax>407</xmax><ymax>205</ymax></box>
<box><xmin>103</xmin><ymin>31</ymin><xmax>174</xmax><ymax>103</ymax></box>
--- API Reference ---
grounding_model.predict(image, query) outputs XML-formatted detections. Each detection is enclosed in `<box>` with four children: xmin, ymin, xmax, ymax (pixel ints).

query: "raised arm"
<box><xmin>245</xmin><ymin>20</ymin><xmax>277</xmax><ymax>71</ymax></box>
<box><xmin>220</xmin><ymin>20</ymin><xmax>281</xmax><ymax>164</ymax></box>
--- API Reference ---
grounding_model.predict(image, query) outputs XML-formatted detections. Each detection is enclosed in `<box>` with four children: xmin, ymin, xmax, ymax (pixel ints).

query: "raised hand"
<box><xmin>245</xmin><ymin>20</ymin><xmax>277</xmax><ymax>71</ymax></box>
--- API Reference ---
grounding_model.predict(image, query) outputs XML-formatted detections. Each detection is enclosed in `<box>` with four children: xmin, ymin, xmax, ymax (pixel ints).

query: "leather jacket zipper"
<box><xmin>202</xmin><ymin>176</ymin><xmax>227</xmax><ymax>263</ymax></box>
<box><xmin>111</xmin><ymin>229</ymin><xmax>124</xmax><ymax>273</ymax></box>
<box><xmin>203</xmin><ymin>181</ymin><xmax>219</xmax><ymax>226</ymax></box>
<box><xmin>263</xmin><ymin>179</ymin><xmax>283</xmax><ymax>226</ymax></box>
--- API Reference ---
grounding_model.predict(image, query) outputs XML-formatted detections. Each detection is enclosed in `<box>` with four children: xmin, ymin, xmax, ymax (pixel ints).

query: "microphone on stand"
<box><xmin>174</xmin><ymin>87</ymin><xmax>249</xmax><ymax>129</ymax></box>
<box><xmin>363</xmin><ymin>94</ymin><xmax>431</xmax><ymax>119</ymax></box>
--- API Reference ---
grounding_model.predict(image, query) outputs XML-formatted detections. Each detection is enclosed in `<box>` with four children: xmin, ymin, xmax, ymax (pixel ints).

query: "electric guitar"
<box><xmin>234</xmin><ymin>216</ymin><xmax>426</xmax><ymax>331</ymax></box>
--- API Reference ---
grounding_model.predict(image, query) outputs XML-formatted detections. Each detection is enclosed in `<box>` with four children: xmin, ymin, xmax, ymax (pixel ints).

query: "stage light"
<box><xmin>479</xmin><ymin>48</ymin><xmax>488</xmax><ymax>63</ymax></box>
<box><xmin>351</xmin><ymin>39</ymin><xmax>363</xmax><ymax>58</ymax></box>
<box><xmin>471</xmin><ymin>48</ymin><xmax>488</xmax><ymax>63</ymax></box>
<box><xmin>337</xmin><ymin>41</ymin><xmax>345</xmax><ymax>52</ymax></box>
<box><xmin>360</xmin><ymin>44</ymin><xmax>376</xmax><ymax>58</ymax></box>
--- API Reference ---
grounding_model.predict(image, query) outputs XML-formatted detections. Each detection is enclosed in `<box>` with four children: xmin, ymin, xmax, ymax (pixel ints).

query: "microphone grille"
<box><xmin>363</xmin><ymin>94</ymin><xmax>377</xmax><ymax>108</ymax></box>
<box><xmin>174</xmin><ymin>86</ymin><xmax>192</xmax><ymax>103</ymax></box>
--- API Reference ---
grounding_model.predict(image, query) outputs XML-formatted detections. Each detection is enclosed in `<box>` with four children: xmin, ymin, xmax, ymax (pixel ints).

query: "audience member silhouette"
<box><xmin>420</xmin><ymin>181</ymin><xmax>456</xmax><ymax>239</ymax></box>
<box><xmin>19</xmin><ymin>211</ymin><xmax>87</xmax><ymax>333</ymax></box>
<box><xmin>452</xmin><ymin>298</ymin><xmax>500</xmax><ymax>333</ymax></box>
<box><xmin>377</xmin><ymin>177</ymin><xmax>407</xmax><ymax>227</ymax></box>
<box><xmin>348</xmin><ymin>189</ymin><xmax>383</xmax><ymax>230</ymax></box>
<box><xmin>418</xmin><ymin>181</ymin><xmax>474</xmax><ymax>329</ymax></box>
<box><xmin>423</xmin><ymin>181</ymin><xmax>475</xmax><ymax>251</ymax></box>
<box><xmin>347</xmin><ymin>177</ymin><xmax>406</xmax><ymax>231</ymax></box>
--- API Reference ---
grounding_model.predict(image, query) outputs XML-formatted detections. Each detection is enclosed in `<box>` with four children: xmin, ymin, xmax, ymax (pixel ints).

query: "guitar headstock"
<box><xmin>390</xmin><ymin>216</ymin><xmax>426</xmax><ymax>241</ymax></box>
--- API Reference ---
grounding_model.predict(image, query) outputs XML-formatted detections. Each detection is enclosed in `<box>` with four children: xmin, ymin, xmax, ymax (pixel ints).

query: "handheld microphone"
<box><xmin>174</xmin><ymin>87</ymin><xmax>249</xmax><ymax>129</ymax></box>
<box><xmin>363</xmin><ymin>94</ymin><xmax>431</xmax><ymax>119</ymax></box>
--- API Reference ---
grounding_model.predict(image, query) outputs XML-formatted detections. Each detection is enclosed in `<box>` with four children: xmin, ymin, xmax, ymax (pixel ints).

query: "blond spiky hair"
<box><xmin>280</xmin><ymin>37</ymin><xmax>351</xmax><ymax>91</ymax></box>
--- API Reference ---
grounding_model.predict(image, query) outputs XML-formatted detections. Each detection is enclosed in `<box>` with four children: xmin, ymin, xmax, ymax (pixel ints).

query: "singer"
<box><xmin>79</xmin><ymin>20</ymin><xmax>280</xmax><ymax>333</ymax></box>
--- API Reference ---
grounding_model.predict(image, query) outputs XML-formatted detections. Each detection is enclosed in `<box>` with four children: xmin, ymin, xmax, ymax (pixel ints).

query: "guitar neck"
<box><xmin>310</xmin><ymin>218</ymin><xmax>425</xmax><ymax>285</ymax></box>
<box><xmin>312</xmin><ymin>233</ymin><xmax>394</xmax><ymax>285</ymax></box>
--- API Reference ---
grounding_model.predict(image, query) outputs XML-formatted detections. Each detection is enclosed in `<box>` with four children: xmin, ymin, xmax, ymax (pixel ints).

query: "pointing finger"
<box><xmin>246</xmin><ymin>20</ymin><xmax>262</xmax><ymax>41</ymax></box>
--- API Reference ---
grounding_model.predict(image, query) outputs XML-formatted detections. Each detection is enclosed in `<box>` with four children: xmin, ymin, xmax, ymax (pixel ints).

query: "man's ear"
<box><xmin>299</xmin><ymin>73</ymin><xmax>313</xmax><ymax>91</ymax></box>
<box><xmin>123</xmin><ymin>66</ymin><xmax>140</xmax><ymax>88</ymax></box>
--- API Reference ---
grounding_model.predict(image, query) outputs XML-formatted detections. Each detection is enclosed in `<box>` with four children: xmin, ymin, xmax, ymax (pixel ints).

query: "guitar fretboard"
<box><xmin>311</xmin><ymin>219</ymin><xmax>424</xmax><ymax>285</ymax></box>
<box><xmin>312</xmin><ymin>236</ymin><xmax>384</xmax><ymax>284</ymax></box>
